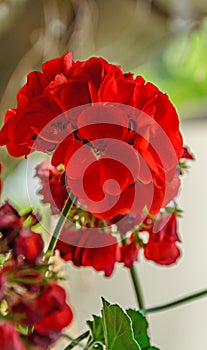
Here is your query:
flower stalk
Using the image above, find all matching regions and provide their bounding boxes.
[63,331,90,350]
[45,193,75,262]
[141,289,207,315]
[129,265,145,309]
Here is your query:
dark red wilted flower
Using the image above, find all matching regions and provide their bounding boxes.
[0,321,27,350]
[0,199,73,349]
[28,330,60,350]
[144,214,181,265]
[0,202,44,266]
[12,283,73,336]
[34,283,73,336]
[12,300,42,327]
[0,202,22,254]
[14,228,44,265]
[0,202,21,230]
[56,228,120,277]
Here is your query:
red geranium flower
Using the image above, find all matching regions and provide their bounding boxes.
[56,227,120,277]
[144,214,181,265]
[0,53,183,221]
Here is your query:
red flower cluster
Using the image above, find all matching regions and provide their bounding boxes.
[0,202,73,349]
[0,53,183,221]
[54,210,180,276]
[117,211,181,266]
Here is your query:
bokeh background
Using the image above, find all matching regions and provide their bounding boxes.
[0,1,207,349]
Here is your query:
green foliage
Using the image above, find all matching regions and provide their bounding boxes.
[87,315,105,349]
[102,298,141,350]
[134,20,207,117]
[86,299,159,350]
[126,309,150,349]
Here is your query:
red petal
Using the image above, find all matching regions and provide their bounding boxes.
[77,104,128,141]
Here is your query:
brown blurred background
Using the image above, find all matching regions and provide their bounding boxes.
[1,0,207,114]
[1,0,207,174]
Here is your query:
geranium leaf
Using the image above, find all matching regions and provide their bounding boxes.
[86,301,159,350]
[126,309,159,350]
[126,309,150,348]
[87,314,105,345]
[101,298,141,350]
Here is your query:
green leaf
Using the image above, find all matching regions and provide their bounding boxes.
[126,309,150,349]
[87,315,105,345]
[126,309,160,350]
[102,298,141,350]
[86,300,159,350]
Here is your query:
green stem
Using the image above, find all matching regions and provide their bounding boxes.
[120,234,145,310]
[141,289,207,315]
[129,265,145,309]
[45,194,75,262]
[63,331,90,350]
